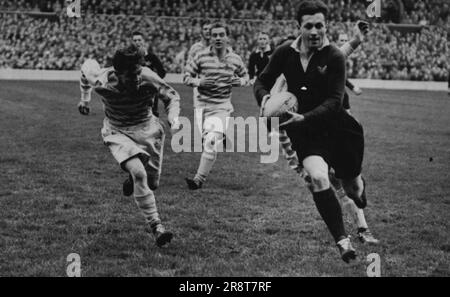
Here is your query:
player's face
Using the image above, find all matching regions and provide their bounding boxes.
[202,24,212,41]
[300,13,326,51]
[257,34,269,49]
[132,35,145,50]
[117,65,142,92]
[211,27,228,50]
[337,34,349,47]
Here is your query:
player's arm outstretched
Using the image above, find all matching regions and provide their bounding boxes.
[78,59,107,115]
[140,67,181,131]
[339,20,369,97]
[340,20,369,58]
[79,73,92,115]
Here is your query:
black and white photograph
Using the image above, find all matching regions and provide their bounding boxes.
[0,0,449,280]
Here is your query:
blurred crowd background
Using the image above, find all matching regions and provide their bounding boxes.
[0,0,448,81]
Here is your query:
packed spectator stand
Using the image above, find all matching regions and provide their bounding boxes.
[0,0,448,81]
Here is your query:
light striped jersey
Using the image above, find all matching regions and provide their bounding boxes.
[80,66,180,128]
[183,46,248,108]
[187,41,209,63]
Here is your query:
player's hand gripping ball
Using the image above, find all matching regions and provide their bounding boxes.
[261,91,299,123]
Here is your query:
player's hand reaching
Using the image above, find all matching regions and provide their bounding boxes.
[170,117,181,134]
[354,21,369,43]
[352,86,363,96]
[78,101,90,115]
[279,111,305,128]
[259,94,271,117]
[230,76,245,87]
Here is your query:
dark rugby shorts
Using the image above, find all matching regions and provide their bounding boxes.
[286,112,364,180]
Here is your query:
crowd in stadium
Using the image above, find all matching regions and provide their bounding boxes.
[1,0,449,25]
[0,0,448,81]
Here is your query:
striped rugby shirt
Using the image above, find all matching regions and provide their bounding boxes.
[183,46,249,110]
[187,41,209,63]
[80,66,180,128]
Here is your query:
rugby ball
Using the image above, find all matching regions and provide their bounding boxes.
[81,59,101,85]
[262,91,299,118]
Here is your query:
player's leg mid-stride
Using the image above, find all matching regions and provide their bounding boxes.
[170,110,281,190]
[78,44,181,247]
[124,156,173,247]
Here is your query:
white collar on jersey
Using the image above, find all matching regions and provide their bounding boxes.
[290,35,330,54]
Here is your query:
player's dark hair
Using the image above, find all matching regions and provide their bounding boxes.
[258,31,270,38]
[132,31,144,38]
[201,20,212,28]
[210,22,229,36]
[112,44,144,73]
[296,0,328,25]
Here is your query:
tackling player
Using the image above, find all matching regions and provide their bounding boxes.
[183,22,249,189]
[254,0,369,262]
[77,45,181,247]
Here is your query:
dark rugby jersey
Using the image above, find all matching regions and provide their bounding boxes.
[248,47,273,79]
[254,37,346,129]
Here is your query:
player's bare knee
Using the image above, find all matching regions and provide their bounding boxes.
[130,168,147,185]
[309,172,330,192]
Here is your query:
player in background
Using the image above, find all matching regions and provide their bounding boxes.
[77,45,181,247]
[248,32,273,85]
[336,32,363,101]
[187,21,212,107]
[183,22,249,190]
[188,21,212,62]
[265,21,379,246]
[132,31,166,117]
[329,30,379,244]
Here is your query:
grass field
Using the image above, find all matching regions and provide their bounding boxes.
[0,81,449,277]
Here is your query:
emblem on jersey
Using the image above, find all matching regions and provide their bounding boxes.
[317,65,328,75]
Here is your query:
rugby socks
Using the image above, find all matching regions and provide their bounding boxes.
[194,150,217,184]
[134,190,161,227]
[341,196,369,230]
[328,171,369,230]
[194,133,220,184]
[313,188,347,243]
[278,130,301,172]
[80,74,92,102]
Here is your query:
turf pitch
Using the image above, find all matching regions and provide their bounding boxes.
[0,81,449,276]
